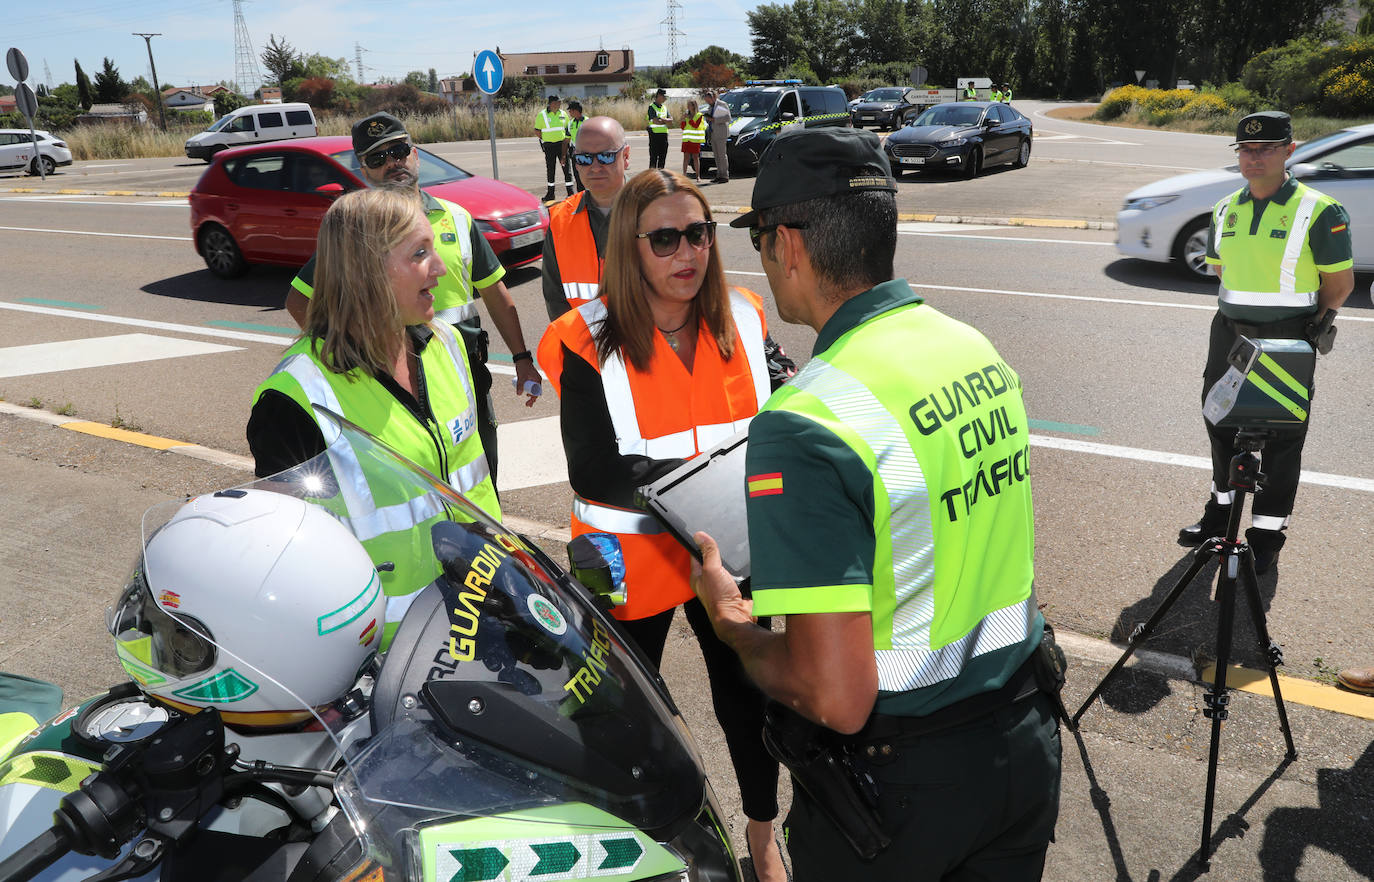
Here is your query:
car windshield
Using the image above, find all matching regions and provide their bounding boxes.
[1291,129,1361,164]
[206,116,232,133]
[721,89,780,118]
[330,146,473,186]
[865,89,905,101]
[914,105,984,127]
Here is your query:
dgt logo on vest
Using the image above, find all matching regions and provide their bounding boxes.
[448,411,477,444]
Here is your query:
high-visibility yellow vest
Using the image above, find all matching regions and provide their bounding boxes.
[538,108,568,143]
[255,322,499,644]
[682,114,706,144]
[647,102,668,134]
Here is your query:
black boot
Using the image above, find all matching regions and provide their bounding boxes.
[543,187,555,202]
[1178,500,1232,546]
[1244,527,1286,576]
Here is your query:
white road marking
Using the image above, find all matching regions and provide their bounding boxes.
[496,415,568,490]
[897,228,1115,247]
[0,225,190,241]
[0,302,293,345]
[0,196,187,207]
[0,333,240,379]
[81,164,132,169]
[898,222,998,233]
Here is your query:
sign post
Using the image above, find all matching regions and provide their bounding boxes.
[473,49,505,180]
[6,47,45,181]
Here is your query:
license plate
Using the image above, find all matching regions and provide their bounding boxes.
[860,115,874,121]
[900,156,925,165]
[510,230,543,249]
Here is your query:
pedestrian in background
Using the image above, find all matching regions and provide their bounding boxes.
[567,100,587,193]
[703,89,732,183]
[535,94,574,202]
[680,98,706,181]
[647,88,671,169]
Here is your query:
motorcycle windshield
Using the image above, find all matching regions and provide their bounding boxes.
[136,408,705,873]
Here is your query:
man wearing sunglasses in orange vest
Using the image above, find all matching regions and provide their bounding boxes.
[540,116,632,321]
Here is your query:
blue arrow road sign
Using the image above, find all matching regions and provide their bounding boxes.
[474,50,504,95]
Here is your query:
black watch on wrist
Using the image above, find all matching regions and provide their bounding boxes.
[512,350,533,363]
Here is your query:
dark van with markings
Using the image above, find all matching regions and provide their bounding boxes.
[701,80,851,174]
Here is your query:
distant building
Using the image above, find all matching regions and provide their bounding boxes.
[162,87,215,113]
[0,95,16,114]
[439,48,636,104]
[77,103,149,125]
[257,86,283,104]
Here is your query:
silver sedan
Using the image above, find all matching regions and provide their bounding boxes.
[1116,123,1374,280]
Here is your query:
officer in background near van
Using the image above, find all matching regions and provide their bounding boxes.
[567,100,587,193]
[535,95,574,202]
[964,81,977,100]
[1178,111,1353,574]
[695,126,1061,881]
[284,112,543,487]
[703,90,732,183]
[647,88,671,169]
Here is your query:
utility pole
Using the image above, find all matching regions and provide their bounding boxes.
[355,42,366,83]
[133,33,167,131]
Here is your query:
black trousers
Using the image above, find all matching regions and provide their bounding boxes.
[617,598,779,821]
[787,694,1061,881]
[1201,311,1310,525]
[648,132,669,169]
[542,141,571,190]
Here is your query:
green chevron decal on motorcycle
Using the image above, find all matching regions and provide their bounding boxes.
[171,668,259,703]
[419,803,683,882]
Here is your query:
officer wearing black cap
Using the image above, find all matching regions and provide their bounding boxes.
[282,112,544,486]
[1178,111,1354,573]
[694,127,1062,880]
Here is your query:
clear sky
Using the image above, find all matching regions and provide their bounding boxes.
[7,0,758,93]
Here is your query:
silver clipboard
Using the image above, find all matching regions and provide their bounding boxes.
[636,429,751,581]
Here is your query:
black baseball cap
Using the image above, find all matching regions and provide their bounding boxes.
[731,127,896,228]
[1232,111,1292,145]
[352,112,408,156]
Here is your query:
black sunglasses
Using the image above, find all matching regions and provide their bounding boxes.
[749,222,809,252]
[637,221,717,257]
[362,141,412,169]
[572,147,625,166]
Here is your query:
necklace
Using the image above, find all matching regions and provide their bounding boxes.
[657,316,692,352]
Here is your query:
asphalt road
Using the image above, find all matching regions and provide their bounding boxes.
[2,100,1373,880]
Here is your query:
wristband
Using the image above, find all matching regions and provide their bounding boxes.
[512,350,533,363]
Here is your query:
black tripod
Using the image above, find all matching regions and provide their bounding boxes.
[1072,431,1298,870]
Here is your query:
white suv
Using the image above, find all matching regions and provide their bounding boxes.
[0,129,74,176]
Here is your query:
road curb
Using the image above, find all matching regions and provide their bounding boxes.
[1,187,1117,231]
[6,399,1368,719]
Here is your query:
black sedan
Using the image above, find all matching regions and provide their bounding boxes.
[883,102,1032,179]
[850,87,923,130]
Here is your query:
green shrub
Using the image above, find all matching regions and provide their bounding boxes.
[1206,82,1263,114]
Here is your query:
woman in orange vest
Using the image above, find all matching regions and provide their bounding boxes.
[680,98,707,181]
[538,169,792,882]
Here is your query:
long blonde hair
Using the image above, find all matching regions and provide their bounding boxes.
[306,187,425,376]
[598,169,734,371]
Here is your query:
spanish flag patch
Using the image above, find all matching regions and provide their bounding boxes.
[748,472,784,497]
[1331,223,1347,234]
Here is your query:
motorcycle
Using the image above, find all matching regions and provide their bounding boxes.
[0,410,740,882]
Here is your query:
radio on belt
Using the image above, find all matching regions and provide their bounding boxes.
[636,430,751,582]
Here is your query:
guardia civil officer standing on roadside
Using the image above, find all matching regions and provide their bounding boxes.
[964,80,977,100]
[695,126,1061,881]
[647,88,671,169]
[535,94,574,202]
[284,112,543,487]
[1178,111,1354,574]
[566,100,587,193]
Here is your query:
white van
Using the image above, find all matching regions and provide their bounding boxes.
[184,102,318,161]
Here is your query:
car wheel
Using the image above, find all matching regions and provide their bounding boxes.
[963,146,982,179]
[1172,216,1212,281]
[199,224,248,279]
[28,155,56,176]
[1013,138,1031,168]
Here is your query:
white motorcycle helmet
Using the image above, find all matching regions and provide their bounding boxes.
[109,488,386,729]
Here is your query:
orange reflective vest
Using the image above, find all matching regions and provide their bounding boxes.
[549,191,604,312]
[539,288,771,620]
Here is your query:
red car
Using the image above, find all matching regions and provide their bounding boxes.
[189,136,548,279]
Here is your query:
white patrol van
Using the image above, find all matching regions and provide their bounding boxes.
[185,102,319,161]
[701,80,851,174]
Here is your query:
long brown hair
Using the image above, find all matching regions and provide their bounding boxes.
[597,168,734,371]
[305,187,425,376]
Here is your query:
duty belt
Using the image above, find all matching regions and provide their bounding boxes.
[1221,314,1311,339]
[854,648,1040,743]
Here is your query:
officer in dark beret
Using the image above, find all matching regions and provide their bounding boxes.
[1178,111,1354,573]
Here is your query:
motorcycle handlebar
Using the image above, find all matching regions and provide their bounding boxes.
[0,826,72,882]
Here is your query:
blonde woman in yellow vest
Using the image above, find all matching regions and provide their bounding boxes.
[249,187,498,643]
[680,99,707,181]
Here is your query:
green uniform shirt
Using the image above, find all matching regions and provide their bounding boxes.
[537,108,569,143]
[747,280,1041,717]
[1205,175,1352,323]
[292,191,505,330]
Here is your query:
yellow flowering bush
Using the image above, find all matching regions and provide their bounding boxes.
[1179,92,1231,119]
[1095,84,1147,120]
